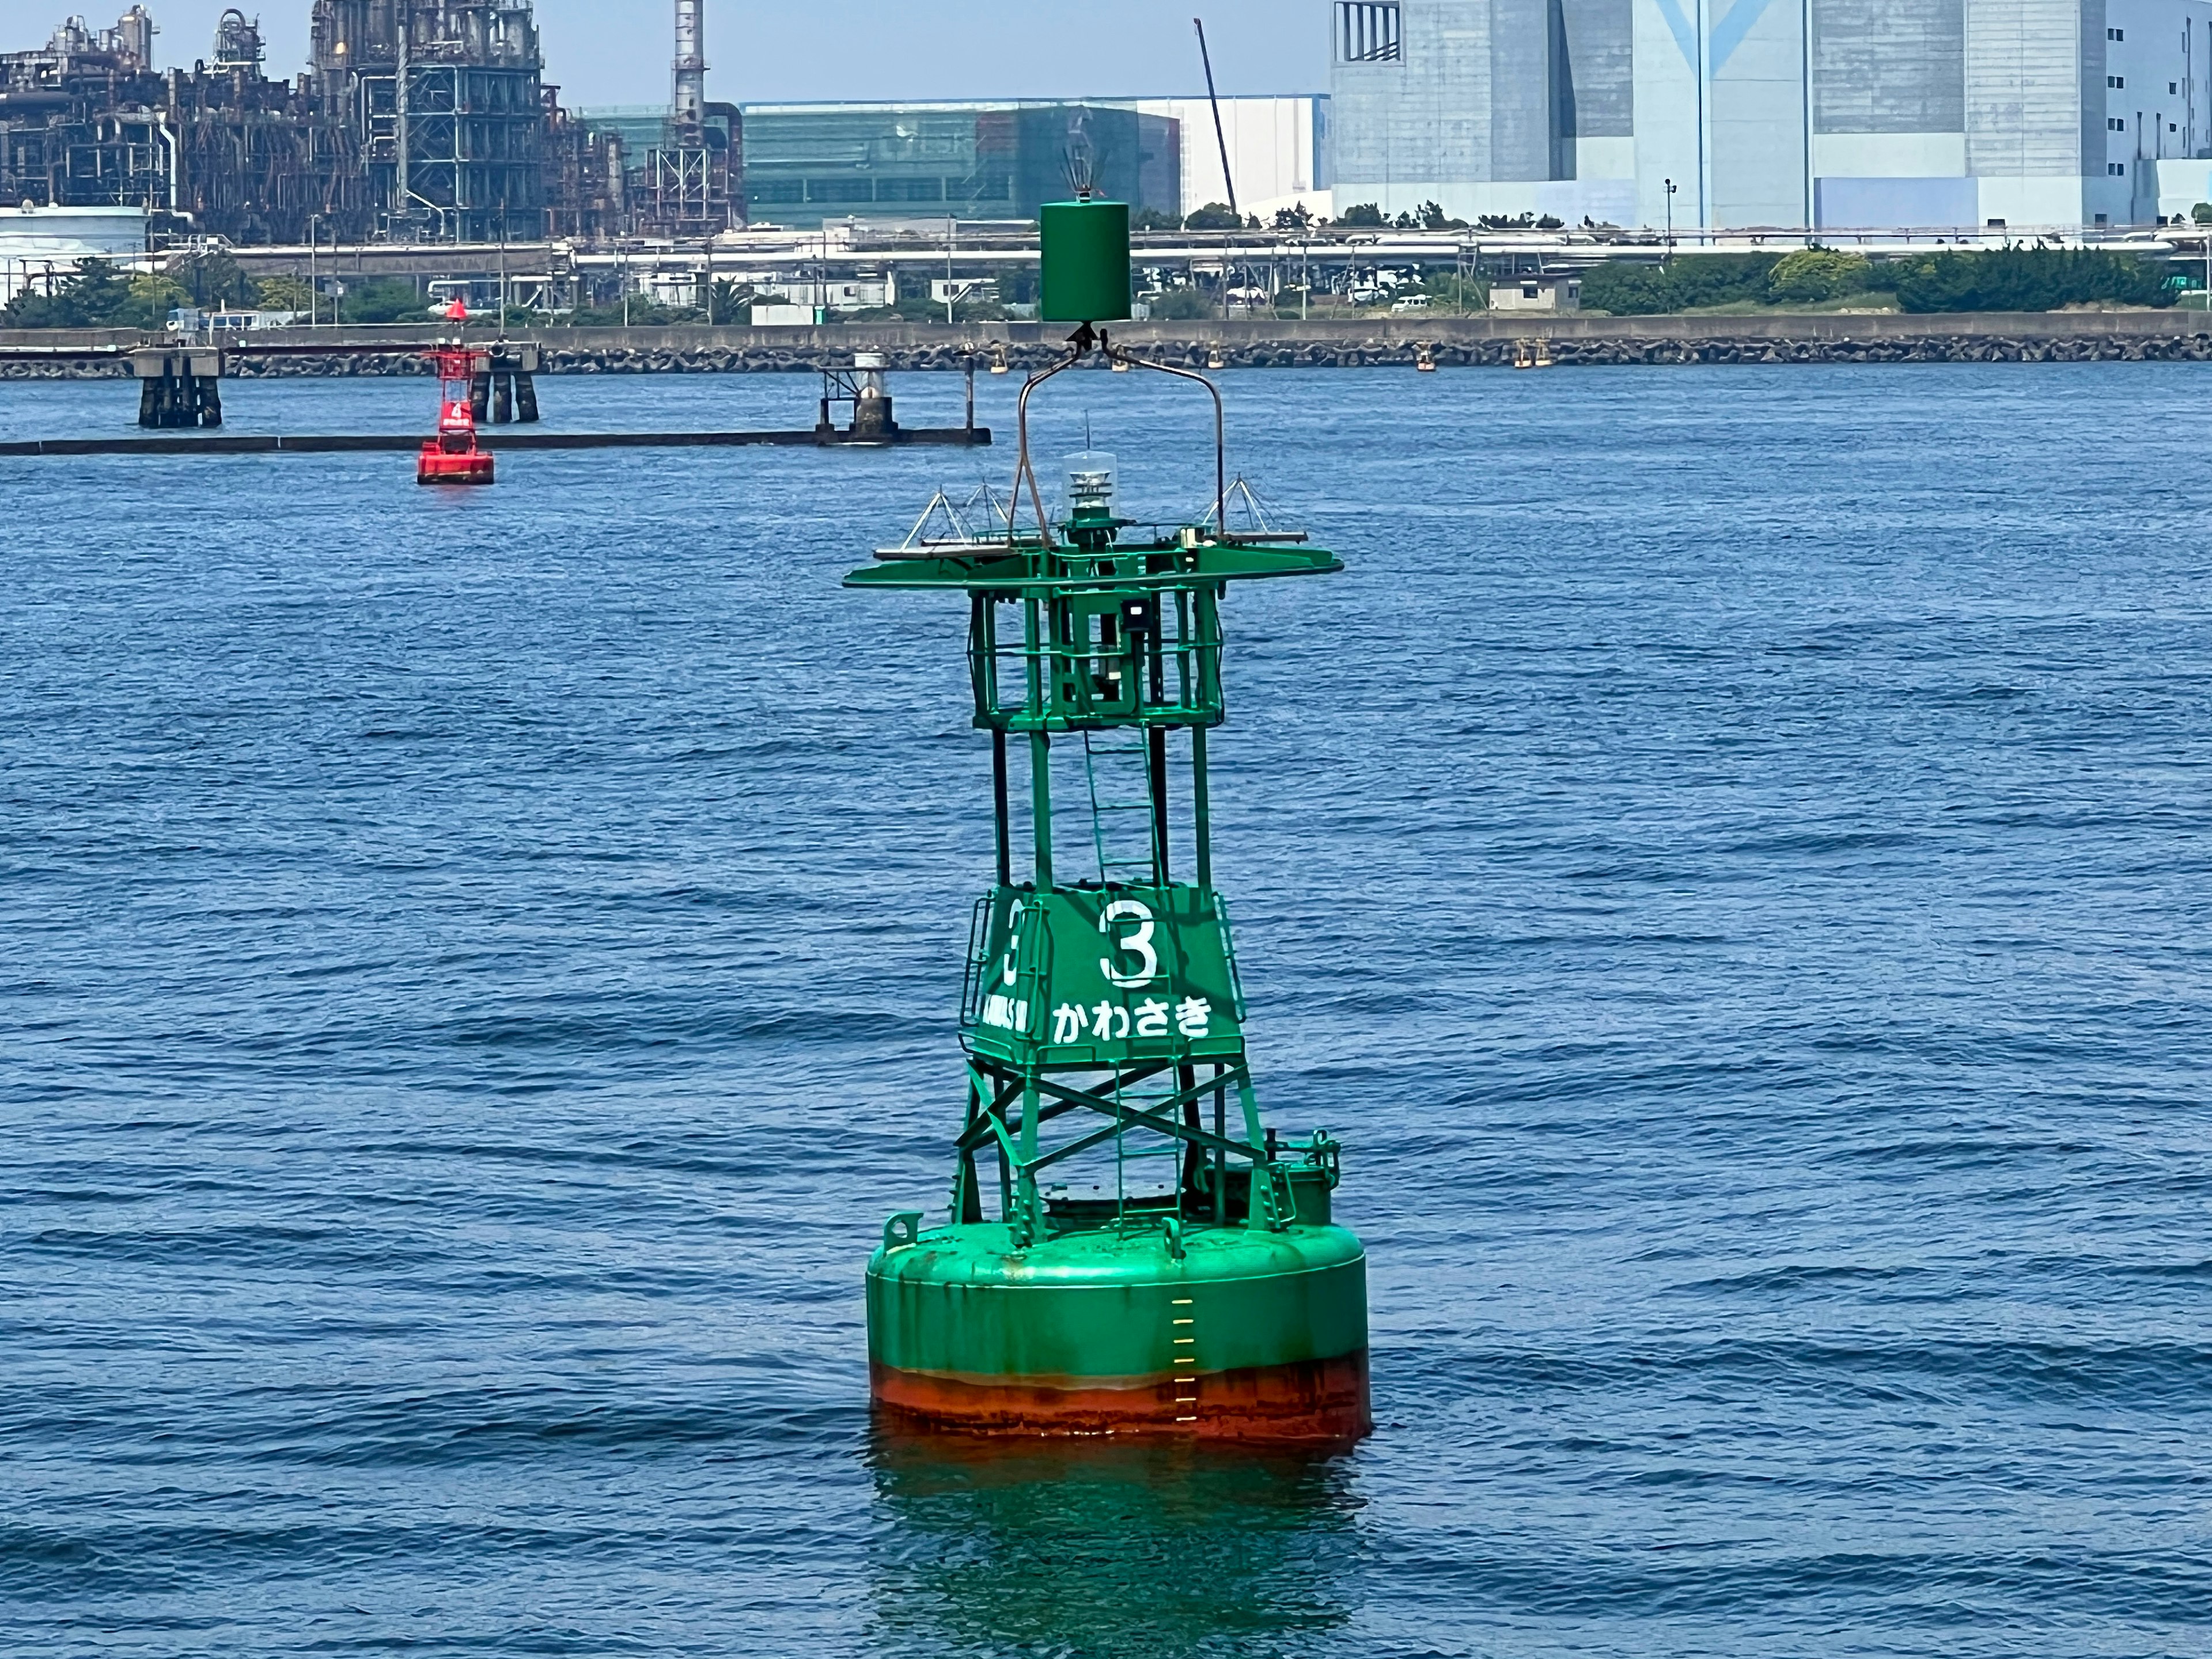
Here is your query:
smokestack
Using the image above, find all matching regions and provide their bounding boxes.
[673,0,704,132]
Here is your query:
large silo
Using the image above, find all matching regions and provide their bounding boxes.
[1965,0,2107,224]
[1810,0,1973,228]
[1329,0,1637,219]
[1557,0,1634,181]
[1815,0,1967,139]
[1631,0,1810,229]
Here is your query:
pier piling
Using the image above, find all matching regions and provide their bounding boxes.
[130,349,225,429]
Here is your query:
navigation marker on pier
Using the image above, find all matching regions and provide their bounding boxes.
[850,193,1371,1441]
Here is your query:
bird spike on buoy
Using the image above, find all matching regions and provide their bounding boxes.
[416,306,494,486]
[847,194,1370,1442]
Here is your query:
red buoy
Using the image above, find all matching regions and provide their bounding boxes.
[417,305,494,486]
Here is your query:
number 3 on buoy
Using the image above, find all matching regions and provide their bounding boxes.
[1098,899,1160,988]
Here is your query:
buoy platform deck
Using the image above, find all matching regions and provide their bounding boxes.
[0,426,992,458]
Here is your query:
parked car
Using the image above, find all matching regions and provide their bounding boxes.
[1389,294,1434,313]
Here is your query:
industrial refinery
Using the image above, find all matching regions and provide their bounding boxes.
[10,0,2212,324]
[0,2,732,245]
[16,1,2212,257]
[0,2,1326,249]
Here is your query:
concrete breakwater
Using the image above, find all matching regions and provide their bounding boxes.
[6,312,2211,376]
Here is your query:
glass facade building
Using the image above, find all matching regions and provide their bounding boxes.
[734,101,1181,225]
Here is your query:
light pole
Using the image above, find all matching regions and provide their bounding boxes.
[1664,178,1678,263]
[307,213,320,327]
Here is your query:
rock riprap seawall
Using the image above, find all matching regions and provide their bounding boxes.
[6,313,2211,376]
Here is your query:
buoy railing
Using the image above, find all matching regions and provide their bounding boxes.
[967,589,1224,732]
[1007,340,1228,551]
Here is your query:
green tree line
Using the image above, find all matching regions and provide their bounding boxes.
[8,245,2184,331]
[1580,246,2176,315]
[0,256,449,328]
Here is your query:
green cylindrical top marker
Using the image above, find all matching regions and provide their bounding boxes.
[1039,198,1132,324]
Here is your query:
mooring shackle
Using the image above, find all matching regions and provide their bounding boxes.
[1255,1164,1294,1232]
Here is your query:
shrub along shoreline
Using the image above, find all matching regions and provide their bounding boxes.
[1580,245,2179,316]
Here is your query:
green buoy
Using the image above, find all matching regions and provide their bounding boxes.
[849,204,1369,1442]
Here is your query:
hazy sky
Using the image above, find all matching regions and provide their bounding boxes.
[24,2,1327,105]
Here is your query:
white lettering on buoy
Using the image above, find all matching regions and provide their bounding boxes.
[1098,898,1159,987]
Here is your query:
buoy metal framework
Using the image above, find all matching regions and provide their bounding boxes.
[416,302,495,486]
[850,194,1371,1442]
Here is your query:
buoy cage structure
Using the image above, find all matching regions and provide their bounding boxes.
[849,194,1370,1444]
[416,339,495,486]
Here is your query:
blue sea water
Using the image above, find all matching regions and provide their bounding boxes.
[2,362,2209,1658]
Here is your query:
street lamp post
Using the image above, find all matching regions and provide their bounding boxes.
[306,214,319,327]
[1664,178,1679,263]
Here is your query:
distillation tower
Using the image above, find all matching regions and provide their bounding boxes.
[635,0,737,237]
[309,0,547,239]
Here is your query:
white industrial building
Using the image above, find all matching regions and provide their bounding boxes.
[0,203,149,307]
[1132,97,1333,219]
[1330,0,2212,231]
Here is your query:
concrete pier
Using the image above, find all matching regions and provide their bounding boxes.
[130,347,225,427]
[0,426,993,459]
[467,344,541,425]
